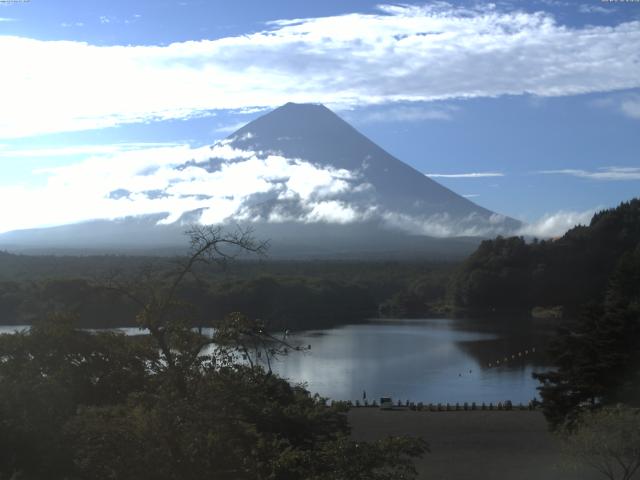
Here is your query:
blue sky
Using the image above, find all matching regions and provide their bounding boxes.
[0,0,639,236]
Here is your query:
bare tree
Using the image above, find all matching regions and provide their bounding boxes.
[104,224,304,390]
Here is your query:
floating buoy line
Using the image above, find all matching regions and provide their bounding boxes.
[487,347,536,368]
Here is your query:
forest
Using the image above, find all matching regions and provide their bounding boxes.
[449,199,640,317]
[0,251,454,330]
[2,200,640,330]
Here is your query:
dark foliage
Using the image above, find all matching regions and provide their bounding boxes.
[0,255,456,329]
[0,227,428,479]
[450,199,640,315]
[533,246,640,429]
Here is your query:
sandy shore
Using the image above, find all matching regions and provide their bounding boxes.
[348,409,599,480]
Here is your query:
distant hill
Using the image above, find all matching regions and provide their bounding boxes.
[449,198,640,315]
[0,103,519,259]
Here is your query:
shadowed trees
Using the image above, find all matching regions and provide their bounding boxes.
[534,246,640,429]
[0,225,428,480]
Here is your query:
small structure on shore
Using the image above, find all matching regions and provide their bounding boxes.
[380,397,393,410]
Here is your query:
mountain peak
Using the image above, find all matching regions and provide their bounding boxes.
[225,104,520,233]
[278,101,330,111]
[231,102,343,141]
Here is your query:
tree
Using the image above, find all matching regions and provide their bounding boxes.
[533,246,640,429]
[561,406,640,480]
[0,225,429,479]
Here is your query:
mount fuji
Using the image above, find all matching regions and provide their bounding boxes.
[0,103,521,258]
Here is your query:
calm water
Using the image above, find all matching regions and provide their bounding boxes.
[0,318,555,404]
[268,318,554,404]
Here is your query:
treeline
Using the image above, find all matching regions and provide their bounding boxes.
[0,254,457,329]
[449,199,640,316]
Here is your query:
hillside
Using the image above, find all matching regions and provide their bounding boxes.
[449,198,640,316]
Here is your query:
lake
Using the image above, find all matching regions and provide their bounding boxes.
[266,318,554,404]
[0,318,555,404]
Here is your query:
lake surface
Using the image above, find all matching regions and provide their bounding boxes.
[266,318,554,404]
[0,318,555,404]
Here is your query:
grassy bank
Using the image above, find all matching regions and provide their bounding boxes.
[348,409,599,480]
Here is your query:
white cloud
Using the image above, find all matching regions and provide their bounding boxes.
[214,122,248,134]
[306,201,361,224]
[517,208,596,237]
[355,105,458,123]
[0,18,16,22]
[540,167,640,180]
[426,172,504,178]
[620,95,640,119]
[463,193,480,198]
[1,3,639,137]
[0,142,184,158]
[592,93,640,119]
[0,143,371,234]
[578,4,616,14]
[381,210,511,237]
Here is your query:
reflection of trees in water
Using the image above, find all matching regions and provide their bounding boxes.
[456,334,552,371]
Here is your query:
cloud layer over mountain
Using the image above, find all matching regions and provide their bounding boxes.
[0,136,517,238]
[1,3,639,137]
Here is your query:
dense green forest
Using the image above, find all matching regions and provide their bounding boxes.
[0,250,455,330]
[450,199,640,317]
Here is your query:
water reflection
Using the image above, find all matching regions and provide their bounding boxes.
[269,318,554,403]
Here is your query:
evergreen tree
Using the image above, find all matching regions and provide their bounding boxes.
[534,246,640,429]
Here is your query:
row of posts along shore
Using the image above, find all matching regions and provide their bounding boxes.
[328,399,539,411]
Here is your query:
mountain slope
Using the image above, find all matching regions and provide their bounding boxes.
[0,103,520,257]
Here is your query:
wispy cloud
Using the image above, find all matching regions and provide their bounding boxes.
[620,95,640,119]
[426,172,504,178]
[0,18,16,23]
[578,4,616,14]
[592,93,640,120]
[214,122,248,134]
[1,3,639,138]
[60,22,85,28]
[355,105,458,123]
[518,208,597,237]
[540,167,640,180]
[0,142,184,158]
